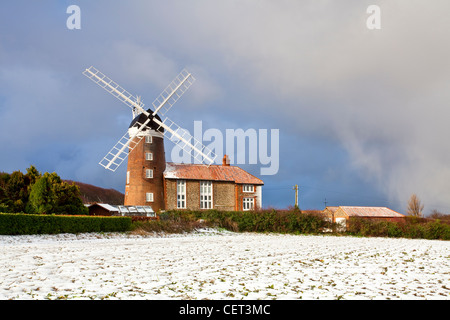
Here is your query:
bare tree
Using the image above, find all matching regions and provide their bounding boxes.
[429,209,450,221]
[407,194,424,217]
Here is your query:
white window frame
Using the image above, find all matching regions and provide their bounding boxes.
[146,169,153,179]
[145,135,152,144]
[126,171,130,184]
[146,192,154,202]
[177,180,186,209]
[145,152,153,161]
[243,184,254,192]
[200,181,213,209]
[243,197,254,211]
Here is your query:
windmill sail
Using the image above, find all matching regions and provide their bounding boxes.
[151,69,195,116]
[154,116,217,165]
[99,131,143,172]
[98,119,151,171]
[83,66,146,115]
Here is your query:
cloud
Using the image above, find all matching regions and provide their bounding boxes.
[1,1,450,212]
[164,0,450,212]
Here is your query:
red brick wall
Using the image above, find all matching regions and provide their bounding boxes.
[164,179,235,211]
[236,184,259,211]
[124,132,166,211]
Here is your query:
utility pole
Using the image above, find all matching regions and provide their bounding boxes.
[293,185,299,208]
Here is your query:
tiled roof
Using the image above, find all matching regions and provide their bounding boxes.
[338,206,405,218]
[164,163,264,185]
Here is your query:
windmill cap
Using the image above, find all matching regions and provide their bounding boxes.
[129,109,164,132]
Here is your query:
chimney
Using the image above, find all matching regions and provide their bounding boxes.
[222,154,230,166]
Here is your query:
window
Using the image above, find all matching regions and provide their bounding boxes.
[126,171,130,184]
[200,181,212,209]
[146,169,153,178]
[243,185,254,192]
[145,135,152,144]
[243,198,254,211]
[177,180,186,209]
[146,192,154,202]
[145,152,153,161]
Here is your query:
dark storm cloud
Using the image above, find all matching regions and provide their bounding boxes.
[1,0,449,212]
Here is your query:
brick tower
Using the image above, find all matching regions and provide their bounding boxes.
[124,110,166,211]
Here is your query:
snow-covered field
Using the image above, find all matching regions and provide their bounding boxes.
[0,230,448,300]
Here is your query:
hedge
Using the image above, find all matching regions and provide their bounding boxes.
[347,217,450,240]
[0,213,132,235]
[157,209,331,234]
[154,210,450,240]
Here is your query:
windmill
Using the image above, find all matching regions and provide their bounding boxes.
[83,66,217,210]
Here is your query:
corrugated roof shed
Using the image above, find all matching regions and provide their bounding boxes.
[164,163,263,185]
[91,203,119,212]
[339,206,404,218]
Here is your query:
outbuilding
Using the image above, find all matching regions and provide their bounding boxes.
[323,206,406,231]
[87,203,119,216]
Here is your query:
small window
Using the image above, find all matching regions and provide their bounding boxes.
[145,135,152,144]
[177,180,186,209]
[145,152,153,161]
[243,185,254,192]
[243,198,254,211]
[146,192,154,202]
[126,171,130,184]
[146,169,153,178]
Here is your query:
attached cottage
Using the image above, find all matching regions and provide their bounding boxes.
[163,156,264,211]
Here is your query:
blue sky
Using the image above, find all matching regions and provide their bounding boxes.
[1,1,450,214]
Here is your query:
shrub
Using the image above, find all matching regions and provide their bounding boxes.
[386,222,403,238]
[423,219,450,240]
[131,211,210,234]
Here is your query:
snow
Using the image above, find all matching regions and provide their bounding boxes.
[0,230,448,300]
[163,163,179,179]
